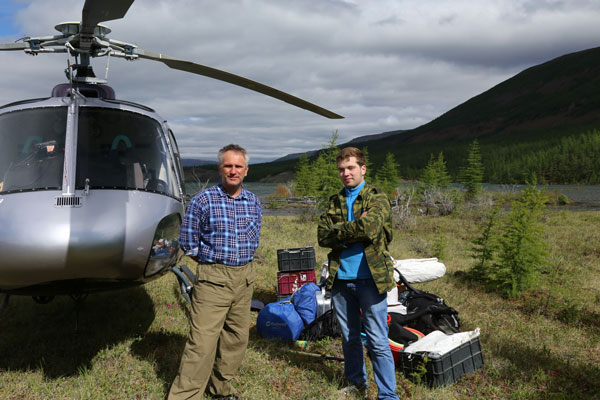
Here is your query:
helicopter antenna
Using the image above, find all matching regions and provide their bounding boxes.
[104,50,112,82]
[65,43,75,86]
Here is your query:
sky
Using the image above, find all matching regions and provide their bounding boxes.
[1,0,600,163]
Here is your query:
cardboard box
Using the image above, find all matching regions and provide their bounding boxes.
[398,335,484,387]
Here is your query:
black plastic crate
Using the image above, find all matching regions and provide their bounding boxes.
[398,335,484,387]
[277,247,316,272]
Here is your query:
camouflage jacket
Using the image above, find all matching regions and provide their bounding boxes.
[317,183,395,294]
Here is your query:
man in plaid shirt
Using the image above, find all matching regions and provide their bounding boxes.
[169,144,262,400]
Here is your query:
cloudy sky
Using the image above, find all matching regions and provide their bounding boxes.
[1,0,600,163]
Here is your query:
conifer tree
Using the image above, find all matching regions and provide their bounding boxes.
[461,140,484,198]
[294,153,315,196]
[311,131,340,207]
[495,176,548,297]
[469,206,501,281]
[362,146,373,183]
[376,152,400,198]
[421,152,451,189]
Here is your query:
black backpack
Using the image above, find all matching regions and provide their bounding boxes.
[298,308,341,341]
[392,269,460,335]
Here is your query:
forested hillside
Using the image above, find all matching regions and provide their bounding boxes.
[188,47,600,184]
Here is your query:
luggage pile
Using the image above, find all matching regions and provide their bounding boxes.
[389,258,483,387]
[257,252,484,387]
[257,282,340,342]
[258,247,340,342]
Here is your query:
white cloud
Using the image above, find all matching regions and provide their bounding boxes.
[1,0,599,162]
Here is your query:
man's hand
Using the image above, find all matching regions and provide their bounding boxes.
[360,211,368,218]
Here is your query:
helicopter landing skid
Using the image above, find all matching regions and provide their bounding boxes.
[0,293,9,312]
[69,293,89,333]
[171,265,195,304]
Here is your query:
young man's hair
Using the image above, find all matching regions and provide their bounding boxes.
[336,147,365,166]
[218,144,249,166]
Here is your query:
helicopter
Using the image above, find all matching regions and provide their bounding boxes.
[0,0,342,307]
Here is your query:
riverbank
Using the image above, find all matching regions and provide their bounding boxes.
[185,182,600,211]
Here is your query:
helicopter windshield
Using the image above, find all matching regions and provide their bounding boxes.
[76,108,179,198]
[0,108,67,194]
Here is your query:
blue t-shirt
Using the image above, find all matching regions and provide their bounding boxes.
[336,181,373,280]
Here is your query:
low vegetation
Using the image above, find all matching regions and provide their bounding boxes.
[1,190,599,399]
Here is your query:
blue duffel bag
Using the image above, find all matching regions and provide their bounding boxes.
[257,298,304,342]
[292,282,320,325]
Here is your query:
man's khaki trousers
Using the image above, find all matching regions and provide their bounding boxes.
[168,262,255,400]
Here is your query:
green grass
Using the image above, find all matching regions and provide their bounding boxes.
[1,203,599,399]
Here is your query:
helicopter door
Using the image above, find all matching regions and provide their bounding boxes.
[76,108,180,199]
[0,108,67,194]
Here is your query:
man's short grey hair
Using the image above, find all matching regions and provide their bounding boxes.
[217,144,249,166]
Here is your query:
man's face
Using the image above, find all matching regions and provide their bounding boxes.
[219,150,248,191]
[337,156,366,189]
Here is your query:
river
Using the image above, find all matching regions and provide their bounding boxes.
[184,182,600,212]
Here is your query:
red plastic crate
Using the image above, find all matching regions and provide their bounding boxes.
[277,270,316,295]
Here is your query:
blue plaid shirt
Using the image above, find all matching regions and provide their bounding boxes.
[179,184,262,266]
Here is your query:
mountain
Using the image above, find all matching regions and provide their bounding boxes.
[194,46,600,184]
[347,129,406,144]
[353,46,600,182]
[391,46,600,145]
[273,150,319,162]
[272,130,406,162]
[181,158,216,167]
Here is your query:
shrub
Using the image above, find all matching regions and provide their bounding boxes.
[467,178,549,298]
[557,193,569,205]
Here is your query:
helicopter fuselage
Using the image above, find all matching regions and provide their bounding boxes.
[0,85,185,295]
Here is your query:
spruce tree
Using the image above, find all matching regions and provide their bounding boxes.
[421,151,451,189]
[495,177,548,297]
[362,146,373,183]
[312,131,340,207]
[469,206,501,281]
[376,152,400,198]
[461,140,484,199]
[294,153,315,196]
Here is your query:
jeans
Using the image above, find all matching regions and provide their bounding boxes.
[332,279,399,400]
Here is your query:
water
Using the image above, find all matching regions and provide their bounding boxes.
[185,182,600,211]
[483,184,600,207]
[184,181,279,199]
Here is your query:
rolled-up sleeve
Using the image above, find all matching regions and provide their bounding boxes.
[178,196,204,257]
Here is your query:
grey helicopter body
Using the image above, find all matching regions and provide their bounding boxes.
[0,84,184,296]
[0,0,341,300]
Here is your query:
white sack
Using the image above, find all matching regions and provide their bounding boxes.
[387,285,399,305]
[387,304,407,314]
[403,328,480,356]
[393,257,446,283]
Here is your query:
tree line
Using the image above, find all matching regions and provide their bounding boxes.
[293,132,484,202]
[484,130,600,184]
[389,129,600,185]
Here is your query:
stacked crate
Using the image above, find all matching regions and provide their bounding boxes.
[276,246,316,300]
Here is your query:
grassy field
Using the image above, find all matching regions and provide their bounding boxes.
[1,202,599,399]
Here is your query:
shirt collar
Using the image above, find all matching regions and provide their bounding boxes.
[217,183,248,199]
[344,180,366,197]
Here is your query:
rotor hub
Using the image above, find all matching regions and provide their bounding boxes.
[55,22,111,37]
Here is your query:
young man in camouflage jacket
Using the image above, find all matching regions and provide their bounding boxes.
[318,147,399,400]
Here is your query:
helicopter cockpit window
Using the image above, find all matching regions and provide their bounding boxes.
[0,108,66,194]
[76,108,179,198]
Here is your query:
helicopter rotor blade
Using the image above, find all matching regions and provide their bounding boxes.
[134,48,343,119]
[0,42,29,51]
[81,0,135,35]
